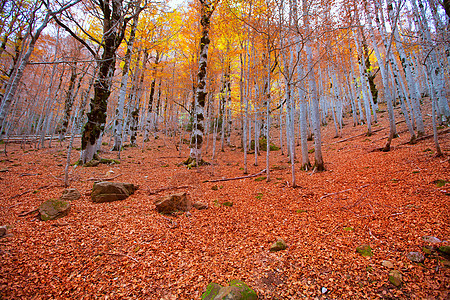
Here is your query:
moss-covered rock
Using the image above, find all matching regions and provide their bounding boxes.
[201,283,222,300]
[222,201,233,207]
[438,246,450,255]
[202,280,257,300]
[270,239,287,252]
[356,244,373,257]
[388,270,402,287]
[39,199,71,221]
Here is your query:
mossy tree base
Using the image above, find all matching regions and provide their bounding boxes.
[78,157,120,167]
[183,157,210,169]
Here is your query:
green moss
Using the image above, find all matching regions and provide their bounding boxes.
[99,158,120,165]
[229,280,257,299]
[438,245,450,255]
[344,227,354,231]
[356,244,373,257]
[222,201,233,207]
[270,239,287,252]
[201,283,222,300]
[308,148,315,153]
[255,193,263,200]
[296,209,307,213]
[388,270,402,287]
[254,176,266,182]
[432,179,448,188]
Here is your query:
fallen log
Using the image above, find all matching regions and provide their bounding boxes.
[203,169,266,183]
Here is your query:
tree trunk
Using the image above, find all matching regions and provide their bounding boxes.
[112,7,140,151]
[188,0,216,163]
[81,0,131,163]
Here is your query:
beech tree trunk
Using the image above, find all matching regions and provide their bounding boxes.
[112,4,140,151]
[188,0,216,163]
[81,0,134,164]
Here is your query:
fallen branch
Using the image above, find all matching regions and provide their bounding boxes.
[10,184,56,200]
[51,222,70,227]
[18,208,38,217]
[203,169,266,183]
[390,212,404,216]
[318,184,369,202]
[401,128,450,145]
[20,173,40,177]
[148,185,193,195]
[85,174,122,182]
[333,121,406,144]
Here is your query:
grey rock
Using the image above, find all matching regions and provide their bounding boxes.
[60,188,81,201]
[39,199,71,221]
[407,251,425,263]
[91,182,137,203]
[422,236,442,244]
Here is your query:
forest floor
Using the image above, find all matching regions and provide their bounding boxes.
[0,105,449,299]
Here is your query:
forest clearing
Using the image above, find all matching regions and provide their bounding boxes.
[0,102,449,299]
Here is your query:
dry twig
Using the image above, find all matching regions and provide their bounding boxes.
[318,184,369,202]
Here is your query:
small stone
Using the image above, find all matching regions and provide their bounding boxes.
[438,246,450,255]
[422,236,442,243]
[407,251,425,263]
[389,270,402,287]
[60,188,81,201]
[270,239,287,252]
[193,202,208,210]
[382,260,394,269]
[321,287,328,294]
[356,244,373,257]
[0,226,7,237]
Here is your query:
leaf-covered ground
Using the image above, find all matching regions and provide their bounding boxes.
[1,107,449,299]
